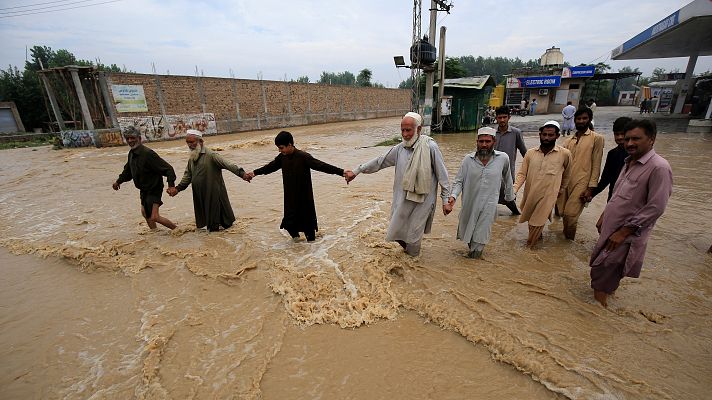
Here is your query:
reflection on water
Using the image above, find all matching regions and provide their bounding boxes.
[1,109,711,399]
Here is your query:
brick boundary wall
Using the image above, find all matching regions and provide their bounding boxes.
[106,72,411,134]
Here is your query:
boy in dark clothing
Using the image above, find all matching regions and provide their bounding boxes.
[245,131,349,242]
[112,127,177,230]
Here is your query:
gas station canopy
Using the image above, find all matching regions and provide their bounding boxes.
[611,0,712,60]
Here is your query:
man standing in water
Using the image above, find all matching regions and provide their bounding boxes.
[449,127,514,258]
[113,127,177,230]
[556,108,604,240]
[494,106,526,215]
[345,112,451,256]
[591,117,632,202]
[561,101,576,136]
[245,131,348,242]
[514,121,571,248]
[590,119,672,307]
[167,130,250,232]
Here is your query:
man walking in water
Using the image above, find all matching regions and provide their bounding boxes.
[557,108,604,240]
[590,119,672,307]
[168,130,250,232]
[449,127,514,258]
[112,127,177,230]
[494,106,526,215]
[345,112,451,256]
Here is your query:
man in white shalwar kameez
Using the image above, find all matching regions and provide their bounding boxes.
[561,101,576,136]
[345,112,452,256]
[449,127,514,258]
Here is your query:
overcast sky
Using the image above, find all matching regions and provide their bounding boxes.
[1,0,710,87]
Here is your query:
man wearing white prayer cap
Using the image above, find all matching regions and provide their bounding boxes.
[513,120,572,247]
[448,126,514,258]
[167,129,251,231]
[344,112,452,256]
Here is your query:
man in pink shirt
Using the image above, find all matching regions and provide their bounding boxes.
[589,119,673,307]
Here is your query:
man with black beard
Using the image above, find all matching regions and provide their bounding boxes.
[556,108,604,240]
[449,127,514,258]
[591,116,632,202]
[513,121,572,247]
[113,126,177,230]
[167,130,250,231]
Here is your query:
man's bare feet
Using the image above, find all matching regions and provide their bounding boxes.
[594,290,608,307]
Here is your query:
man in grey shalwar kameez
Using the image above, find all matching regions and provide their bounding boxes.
[449,127,514,258]
[345,112,451,256]
[167,130,250,231]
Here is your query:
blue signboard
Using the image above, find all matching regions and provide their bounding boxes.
[620,11,679,53]
[518,76,561,88]
[569,66,595,77]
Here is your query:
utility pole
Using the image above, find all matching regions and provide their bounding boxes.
[422,0,452,133]
[422,1,438,132]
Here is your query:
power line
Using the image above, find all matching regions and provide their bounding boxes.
[0,0,122,18]
[0,0,91,11]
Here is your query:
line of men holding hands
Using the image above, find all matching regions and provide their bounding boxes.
[113,106,672,307]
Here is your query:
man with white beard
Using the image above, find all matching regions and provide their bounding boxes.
[113,126,178,230]
[345,112,452,256]
[167,130,250,231]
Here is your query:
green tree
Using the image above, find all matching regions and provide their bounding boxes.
[291,76,310,83]
[318,71,356,85]
[356,68,373,87]
[1,45,127,131]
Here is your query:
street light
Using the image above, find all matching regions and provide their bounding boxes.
[394,56,409,68]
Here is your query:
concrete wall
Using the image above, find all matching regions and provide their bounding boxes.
[105,73,410,138]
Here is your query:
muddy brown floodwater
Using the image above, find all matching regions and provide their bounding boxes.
[1,107,711,399]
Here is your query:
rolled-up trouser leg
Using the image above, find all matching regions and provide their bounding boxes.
[527,225,545,246]
[590,259,625,294]
[405,240,422,256]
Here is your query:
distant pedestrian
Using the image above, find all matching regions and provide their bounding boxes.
[530,98,538,116]
[590,119,672,307]
[639,98,648,114]
[561,101,576,136]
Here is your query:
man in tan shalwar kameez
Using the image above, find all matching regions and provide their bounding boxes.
[514,121,572,247]
[556,108,604,240]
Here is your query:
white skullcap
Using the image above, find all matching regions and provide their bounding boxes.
[402,112,423,127]
[186,129,203,138]
[540,120,561,131]
[477,126,497,137]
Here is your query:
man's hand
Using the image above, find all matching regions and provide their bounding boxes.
[596,213,604,234]
[580,187,593,203]
[166,187,178,197]
[243,171,255,182]
[605,226,636,252]
[442,203,453,215]
[344,170,356,184]
[112,181,120,191]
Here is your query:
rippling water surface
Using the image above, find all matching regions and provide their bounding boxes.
[1,107,710,399]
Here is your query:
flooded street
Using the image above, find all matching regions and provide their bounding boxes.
[1,107,711,399]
